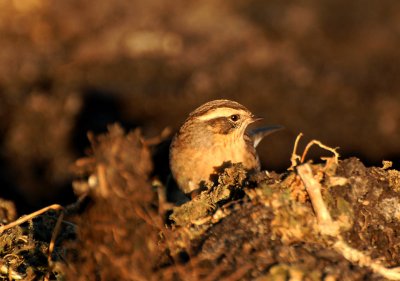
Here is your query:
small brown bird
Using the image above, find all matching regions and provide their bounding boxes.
[169,99,282,196]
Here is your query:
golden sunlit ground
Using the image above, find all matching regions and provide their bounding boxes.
[0,1,400,280]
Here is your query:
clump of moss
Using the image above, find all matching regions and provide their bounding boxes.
[0,209,75,280]
[170,163,248,226]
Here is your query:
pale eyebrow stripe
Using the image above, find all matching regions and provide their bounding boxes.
[196,108,247,121]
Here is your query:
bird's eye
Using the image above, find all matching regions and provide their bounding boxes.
[230,114,240,122]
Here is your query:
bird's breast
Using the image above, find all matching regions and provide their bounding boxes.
[170,134,260,194]
[198,137,259,172]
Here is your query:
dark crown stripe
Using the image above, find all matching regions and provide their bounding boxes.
[189,99,249,118]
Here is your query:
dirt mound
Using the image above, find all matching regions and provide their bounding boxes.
[2,126,400,280]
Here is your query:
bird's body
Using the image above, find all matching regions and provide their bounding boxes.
[170,99,281,195]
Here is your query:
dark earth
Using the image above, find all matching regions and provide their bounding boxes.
[1,0,400,280]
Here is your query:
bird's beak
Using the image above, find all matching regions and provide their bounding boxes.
[250,116,264,123]
[250,125,284,147]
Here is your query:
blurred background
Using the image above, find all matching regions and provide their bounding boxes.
[0,0,399,212]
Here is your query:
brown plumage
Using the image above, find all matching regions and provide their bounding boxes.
[169,99,281,196]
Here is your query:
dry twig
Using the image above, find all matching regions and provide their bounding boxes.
[48,212,65,262]
[289,133,303,170]
[298,161,400,280]
[288,133,339,171]
[0,204,64,234]
[297,164,337,235]
[301,140,339,164]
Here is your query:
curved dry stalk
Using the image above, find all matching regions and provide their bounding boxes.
[301,140,339,164]
[289,133,340,171]
[288,133,303,170]
[48,212,65,262]
[0,204,64,234]
[298,163,400,280]
[297,164,336,234]
[333,240,400,280]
